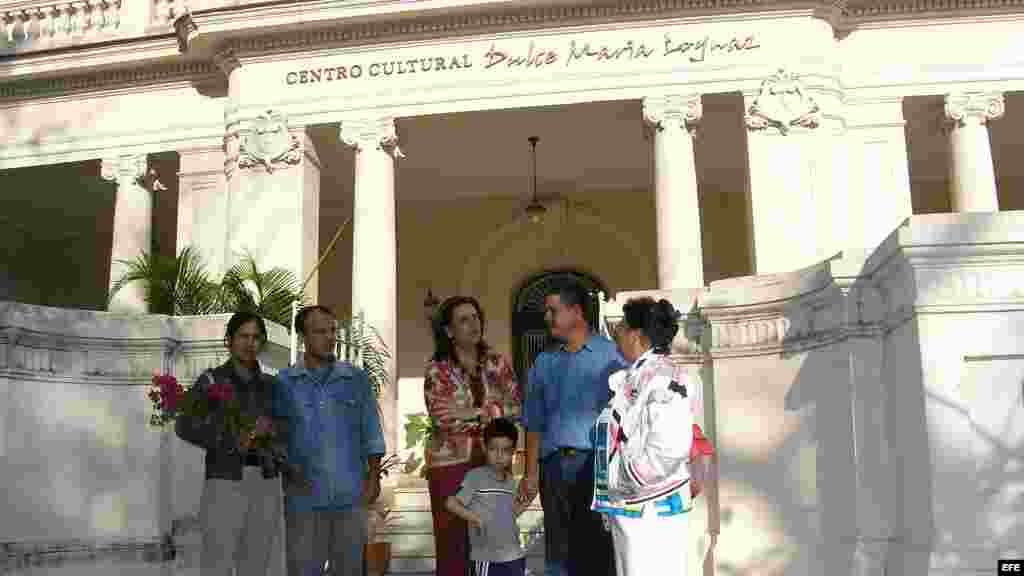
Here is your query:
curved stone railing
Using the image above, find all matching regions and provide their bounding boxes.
[598,212,1024,576]
[0,302,289,573]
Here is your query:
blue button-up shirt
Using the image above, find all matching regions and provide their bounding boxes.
[273,358,386,512]
[522,333,626,459]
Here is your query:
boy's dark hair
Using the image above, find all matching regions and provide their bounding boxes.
[226,311,268,341]
[483,417,519,447]
[295,304,335,336]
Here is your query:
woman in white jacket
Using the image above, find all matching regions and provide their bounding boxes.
[592,297,695,576]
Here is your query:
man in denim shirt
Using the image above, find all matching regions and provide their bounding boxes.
[274,305,386,576]
[518,280,625,576]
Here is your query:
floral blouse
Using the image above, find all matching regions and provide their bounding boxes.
[423,351,520,469]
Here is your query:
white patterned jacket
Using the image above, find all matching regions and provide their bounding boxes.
[598,348,695,509]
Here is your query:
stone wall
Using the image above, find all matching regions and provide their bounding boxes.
[598,211,1024,576]
[0,305,290,574]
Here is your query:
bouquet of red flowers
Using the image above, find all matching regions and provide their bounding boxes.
[147,371,301,483]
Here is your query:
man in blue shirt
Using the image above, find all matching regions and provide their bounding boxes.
[518,280,624,576]
[273,305,386,576]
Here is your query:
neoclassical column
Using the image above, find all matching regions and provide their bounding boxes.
[643,94,705,290]
[340,116,401,450]
[944,92,1004,212]
[101,154,151,313]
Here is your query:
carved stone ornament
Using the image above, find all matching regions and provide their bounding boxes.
[237,110,303,174]
[642,94,702,134]
[100,155,147,186]
[944,92,1005,127]
[173,10,198,54]
[745,69,821,135]
[339,117,405,158]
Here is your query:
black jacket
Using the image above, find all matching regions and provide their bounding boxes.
[174,360,287,481]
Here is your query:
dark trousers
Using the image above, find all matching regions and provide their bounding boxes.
[539,450,614,576]
[427,462,475,576]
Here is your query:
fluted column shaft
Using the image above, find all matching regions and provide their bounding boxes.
[644,94,704,289]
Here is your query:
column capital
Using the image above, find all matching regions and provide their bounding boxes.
[944,92,1005,127]
[339,117,405,158]
[642,94,702,132]
[101,154,147,185]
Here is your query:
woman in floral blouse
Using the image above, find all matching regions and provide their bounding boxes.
[424,295,520,576]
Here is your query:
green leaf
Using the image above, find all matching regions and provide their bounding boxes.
[108,246,224,315]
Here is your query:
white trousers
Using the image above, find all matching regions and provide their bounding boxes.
[609,506,688,576]
[199,467,283,576]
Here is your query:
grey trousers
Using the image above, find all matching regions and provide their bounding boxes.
[199,467,283,576]
[285,506,367,576]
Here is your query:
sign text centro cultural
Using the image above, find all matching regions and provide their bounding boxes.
[284,33,760,85]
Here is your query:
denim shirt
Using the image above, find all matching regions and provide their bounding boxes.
[522,333,626,459]
[273,357,386,512]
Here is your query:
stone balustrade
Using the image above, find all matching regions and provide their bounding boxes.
[2,0,122,47]
[0,0,196,51]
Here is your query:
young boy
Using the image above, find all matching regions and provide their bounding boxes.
[446,417,527,576]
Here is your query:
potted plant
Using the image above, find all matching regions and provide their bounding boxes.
[365,504,401,576]
[365,454,404,576]
[403,412,435,479]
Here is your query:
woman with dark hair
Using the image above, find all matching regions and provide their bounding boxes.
[591,297,703,576]
[424,295,520,576]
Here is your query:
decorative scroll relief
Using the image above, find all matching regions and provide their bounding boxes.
[709,315,792,349]
[745,69,821,135]
[0,333,165,379]
[237,110,303,174]
[642,94,702,133]
[100,154,147,186]
[706,287,853,351]
[339,116,405,158]
[944,92,1005,127]
[1,0,121,47]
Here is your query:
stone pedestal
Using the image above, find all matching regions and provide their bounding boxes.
[643,94,705,290]
[842,98,914,255]
[224,111,321,303]
[944,92,1004,213]
[102,154,151,313]
[743,70,845,276]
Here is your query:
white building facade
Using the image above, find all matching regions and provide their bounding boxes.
[1,1,1024,574]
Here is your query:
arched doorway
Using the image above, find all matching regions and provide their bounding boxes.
[511,269,608,380]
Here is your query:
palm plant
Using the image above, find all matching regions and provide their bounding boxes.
[220,250,305,327]
[336,313,391,397]
[108,246,222,315]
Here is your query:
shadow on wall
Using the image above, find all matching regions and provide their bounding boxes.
[0,160,116,310]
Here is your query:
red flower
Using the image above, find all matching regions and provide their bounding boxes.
[254,416,273,437]
[150,373,183,413]
[207,381,234,402]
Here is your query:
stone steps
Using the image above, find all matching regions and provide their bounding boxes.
[381,480,546,576]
